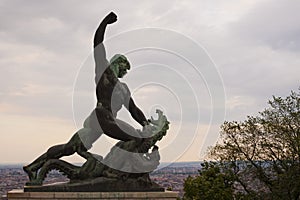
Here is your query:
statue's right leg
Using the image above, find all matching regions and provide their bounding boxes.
[23,133,80,183]
[23,144,70,184]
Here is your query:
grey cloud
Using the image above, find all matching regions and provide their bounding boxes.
[231,0,300,51]
[0,0,186,122]
[1,1,299,162]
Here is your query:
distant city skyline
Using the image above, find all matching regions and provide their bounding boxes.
[0,0,299,164]
[0,161,200,197]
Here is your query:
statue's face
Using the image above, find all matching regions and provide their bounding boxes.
[110,55,130,78]
[117,62,130,78]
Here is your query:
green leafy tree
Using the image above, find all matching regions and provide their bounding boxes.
[183,161,234,200]
[209,89,300,199]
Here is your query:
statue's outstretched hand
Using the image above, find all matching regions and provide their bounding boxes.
[104,12,117,24]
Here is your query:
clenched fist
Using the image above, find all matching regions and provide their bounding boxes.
[104,12,117,24]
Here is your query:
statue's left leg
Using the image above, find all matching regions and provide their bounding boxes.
[95,107,142,142]
[23,133,82,184]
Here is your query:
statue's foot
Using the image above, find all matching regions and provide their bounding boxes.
[23,165,37,181]
[103,170,118,178]
[25,179,42,186]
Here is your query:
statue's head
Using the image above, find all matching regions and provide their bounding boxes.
[109,54,130,78]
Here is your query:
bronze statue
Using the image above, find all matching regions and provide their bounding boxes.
[23,12,169,192]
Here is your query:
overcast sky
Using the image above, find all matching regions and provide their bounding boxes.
[0,0,299,164]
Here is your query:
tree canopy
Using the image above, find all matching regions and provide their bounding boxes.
[184,89,300,199]
[183,161,234,200]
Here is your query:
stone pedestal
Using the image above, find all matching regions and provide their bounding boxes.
[7,190,178,200]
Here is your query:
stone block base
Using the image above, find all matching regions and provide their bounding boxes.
[7,190,178,200]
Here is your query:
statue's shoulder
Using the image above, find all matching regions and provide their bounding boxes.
[119,81,130,94]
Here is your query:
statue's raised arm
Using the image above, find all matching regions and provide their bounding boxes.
[94,12,117,84]
[94,12,117,47]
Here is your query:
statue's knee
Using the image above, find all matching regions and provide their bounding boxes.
[46,146,62,157]
[46,144,74,158]
[63,144,76,156]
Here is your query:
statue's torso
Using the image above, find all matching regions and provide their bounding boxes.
[96,68,130,117]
